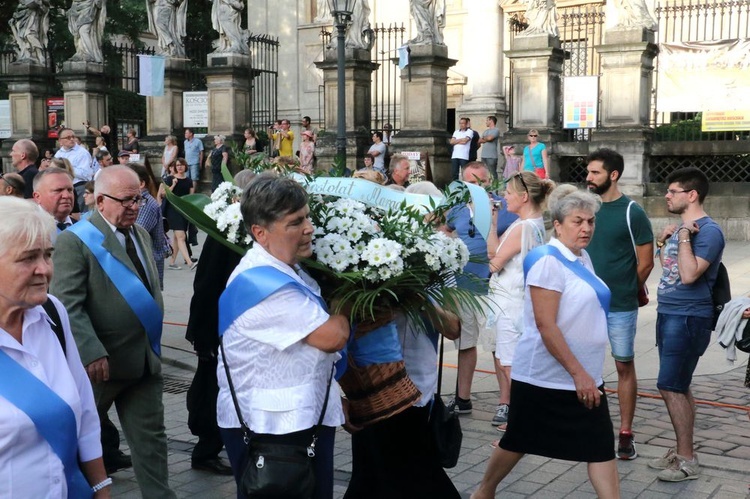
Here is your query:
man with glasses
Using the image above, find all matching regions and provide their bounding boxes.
[648,167,724,482]
[32,167,75,232]
[368,131,387,173]
[54,127,93,212]
[51,165,176,498]
[585,148,654,461]
[9,138,39,198]
[0,172,25,198]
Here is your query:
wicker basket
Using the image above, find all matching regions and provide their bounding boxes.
[338,357,421,427]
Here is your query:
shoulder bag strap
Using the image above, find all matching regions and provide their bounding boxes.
[42,298,66,356]
[625,200,638,263]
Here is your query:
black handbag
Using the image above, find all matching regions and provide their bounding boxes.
[737,320,750,354]
[428,333,463,468]
[220,338,334,498]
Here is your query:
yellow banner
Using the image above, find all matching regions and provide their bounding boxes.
[702,110,750,132]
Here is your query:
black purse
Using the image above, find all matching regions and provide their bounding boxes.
[220,338,334,498]
[428,333,463,468]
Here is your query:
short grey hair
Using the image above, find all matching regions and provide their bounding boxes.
[547,184,601,223]
[388,154,409,174]
[0,196,54,255]
[234,169,256,190]
[94,165,139,197]
[33,166,73,192]
[240,172,308,239]
[405,181,441,197]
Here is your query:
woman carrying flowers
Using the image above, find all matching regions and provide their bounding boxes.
[217,173,350,499]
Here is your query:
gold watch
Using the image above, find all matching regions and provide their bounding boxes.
[655,239,665,249]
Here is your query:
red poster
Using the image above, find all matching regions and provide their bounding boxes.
[47,98,64,138]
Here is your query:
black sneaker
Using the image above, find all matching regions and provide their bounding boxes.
[617,430,638,460]
[447,397,472,415]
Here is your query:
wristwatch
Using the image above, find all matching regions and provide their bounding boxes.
[655,239,665,249]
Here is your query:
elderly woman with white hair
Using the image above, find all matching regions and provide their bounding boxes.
[209,134,230,192]
[0,197,110,497]
[472,185,620,499]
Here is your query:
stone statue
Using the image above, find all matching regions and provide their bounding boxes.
[9,0,50,65]
[522,0,559,37]
[330,0,373,50]
[211,0,248,54]
[147,0,188,57]
[67,0,107,63]
[613,0,658,31]
[408,0,446,46]
[314,0,331,23]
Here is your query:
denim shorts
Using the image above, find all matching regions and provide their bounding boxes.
[656,313,713,393]
[607,310,638,362]
[188,163,200,182]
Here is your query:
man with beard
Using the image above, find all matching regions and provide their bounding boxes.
[585,148,653,461]
[649,167,723,482]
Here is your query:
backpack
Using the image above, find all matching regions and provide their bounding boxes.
[42,298,67,356]
[468,129,480,162]
[709,262,731,329]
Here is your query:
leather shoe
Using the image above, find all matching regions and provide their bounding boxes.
[191,457,233,476]
[104,451,132,474]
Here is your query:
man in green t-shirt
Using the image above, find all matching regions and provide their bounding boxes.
[586,148,654,461]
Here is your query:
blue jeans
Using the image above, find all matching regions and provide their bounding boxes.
[656,313,712,393]
[220,426,336,499]
[451,158,468,181]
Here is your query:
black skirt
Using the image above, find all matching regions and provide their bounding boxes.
[499,380,615,463]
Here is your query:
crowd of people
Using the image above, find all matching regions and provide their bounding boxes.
[0,116,743,499]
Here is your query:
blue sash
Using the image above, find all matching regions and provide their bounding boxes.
[0,351,92,498]
[523,244,610,315]
[68,220,163,356]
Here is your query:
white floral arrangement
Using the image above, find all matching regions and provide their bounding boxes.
[306,196,472,325]
[203,182,252,246]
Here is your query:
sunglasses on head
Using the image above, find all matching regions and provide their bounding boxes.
[0,173,23,192]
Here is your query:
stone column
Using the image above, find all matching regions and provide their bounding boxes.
[146,58,190,138]
[457,1,507,129]
[391,44,457,187]
[57,62,107,137]
[592,28,659,195]
[314,48,378,172]
[504,35,565,178]
[203,53,252,140]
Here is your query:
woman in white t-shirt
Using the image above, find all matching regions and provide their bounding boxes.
[161,135,178,178]
[217,174,350,499]
[485,172,554,430]
[472,186,620,499]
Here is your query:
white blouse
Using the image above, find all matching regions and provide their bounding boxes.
[0,296,101,498]
[511,238,610,391]
[216,245,345,433]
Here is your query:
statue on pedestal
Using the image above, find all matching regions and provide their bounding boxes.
[147,0,188,57]
[522,0,559,37]
[314,0,331,23]
[67,0,107,63]
[408,0,446,46]
[330,0,373,50]
[210,0,248,54]
[613,0,658,31]
[9,0,50,65]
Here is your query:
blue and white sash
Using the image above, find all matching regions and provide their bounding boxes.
[524,244,611,315]
[0,351,92,498]
[68,220,163,356]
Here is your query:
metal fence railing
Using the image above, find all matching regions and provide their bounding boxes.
[371,23,405,135]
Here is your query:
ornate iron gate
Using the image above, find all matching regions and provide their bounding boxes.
[371,23,405,134]
[248,34,279,131]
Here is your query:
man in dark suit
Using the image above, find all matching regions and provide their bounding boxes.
[51,165,176,498]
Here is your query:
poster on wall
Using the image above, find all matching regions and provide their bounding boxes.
[657,39,750,113]
[0,101,11,139]
[702,110,750,132]
[563,76,599,129]
[183,91,208,128]
[47,98,64,138]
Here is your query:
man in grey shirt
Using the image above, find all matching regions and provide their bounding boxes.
[478,116,500,179]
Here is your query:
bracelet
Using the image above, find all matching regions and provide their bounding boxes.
[677,227,691,234]
[92,477,113,492]
[678,239,691,244]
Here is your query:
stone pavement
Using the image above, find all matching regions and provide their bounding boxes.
[107,239,750,498]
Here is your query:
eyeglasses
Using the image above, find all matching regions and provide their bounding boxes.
[666,188,693,196]
[101,193,145,208]
[528,134,538,138]
[59,134,74,140]
[514,172,529,193]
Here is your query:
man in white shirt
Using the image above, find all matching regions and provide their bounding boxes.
[450,117,473,181]
[54,127,93,212]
